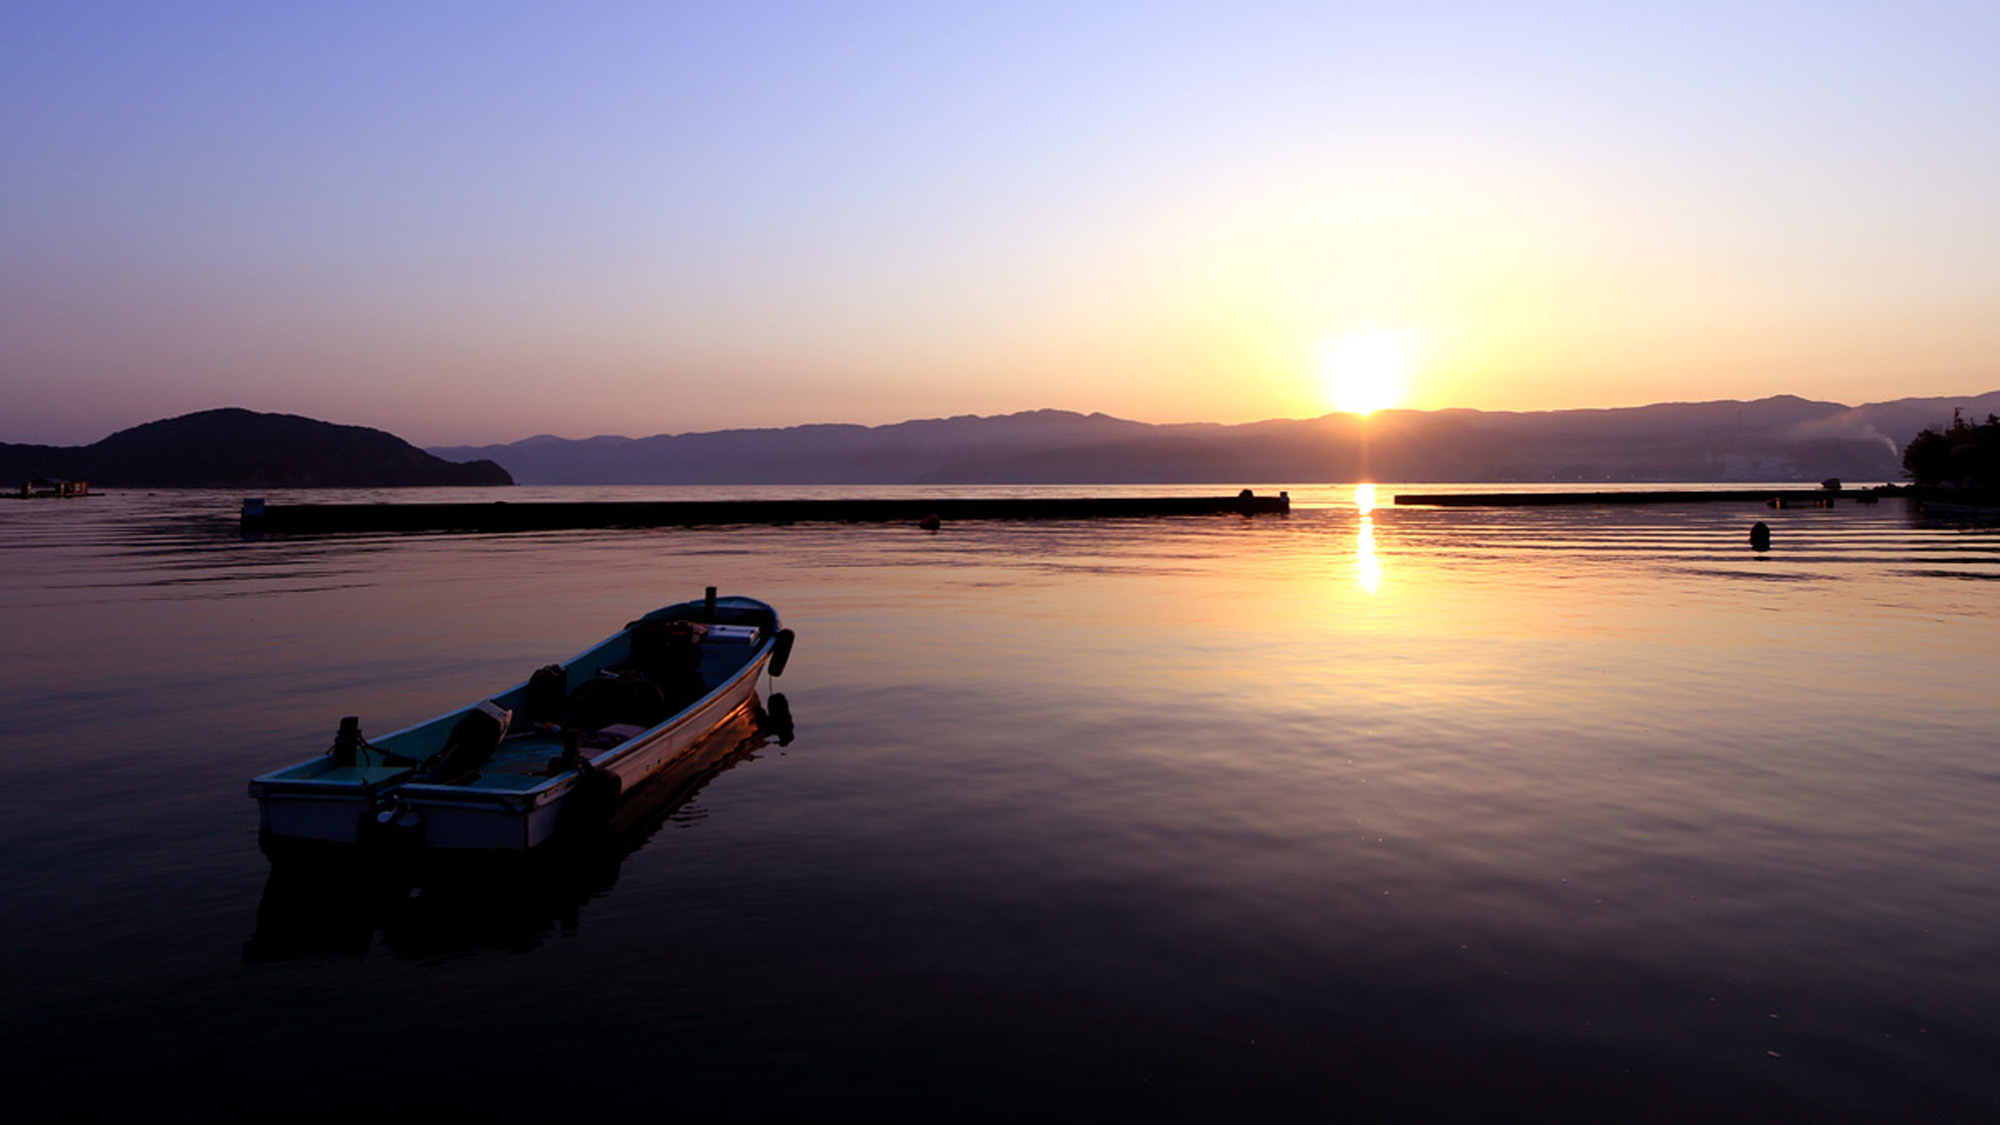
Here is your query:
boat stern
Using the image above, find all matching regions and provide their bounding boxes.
[248,760,411,846]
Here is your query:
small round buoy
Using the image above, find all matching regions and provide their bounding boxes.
[918,513,941,531]
[1749,521,1771,551]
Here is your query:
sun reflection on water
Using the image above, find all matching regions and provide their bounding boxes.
[1356,518,1381,595]
[1354,484,1381,594]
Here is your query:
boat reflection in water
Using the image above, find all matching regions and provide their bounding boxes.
[243,692,794,962]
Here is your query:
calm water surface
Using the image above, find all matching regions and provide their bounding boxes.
[2,485,1996,1120]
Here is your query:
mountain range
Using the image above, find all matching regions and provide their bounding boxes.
[10,394,1993,490]
[429,393,2000,485]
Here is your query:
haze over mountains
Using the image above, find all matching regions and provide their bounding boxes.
[431,393,2000,486]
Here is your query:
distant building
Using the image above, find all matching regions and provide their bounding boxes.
[17,478,90,498]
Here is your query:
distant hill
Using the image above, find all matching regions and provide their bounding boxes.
[1,408,512,488]
[429,393,2000,485]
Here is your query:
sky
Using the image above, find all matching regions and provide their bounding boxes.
[5,1,1999,446]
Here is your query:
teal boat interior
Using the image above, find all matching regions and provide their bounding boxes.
[257,594,785,794]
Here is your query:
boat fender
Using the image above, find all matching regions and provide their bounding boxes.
[769,628,796,677]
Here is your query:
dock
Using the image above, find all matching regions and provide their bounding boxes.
[240,491,1290,535]
[1393,488,1896,507]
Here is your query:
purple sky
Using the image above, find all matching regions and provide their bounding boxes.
[6,1,1998,446]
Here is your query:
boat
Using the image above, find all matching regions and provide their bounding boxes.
[244,693,794,961]
[248,590,794,854]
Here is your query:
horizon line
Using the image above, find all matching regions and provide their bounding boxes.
[13,388,2000,450]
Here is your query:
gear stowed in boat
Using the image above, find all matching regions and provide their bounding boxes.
[248,590,795,853]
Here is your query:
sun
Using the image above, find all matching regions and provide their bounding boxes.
[1319,331,1413,416]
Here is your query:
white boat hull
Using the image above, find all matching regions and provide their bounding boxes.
[258,787,380,845]
[394,660,768,851]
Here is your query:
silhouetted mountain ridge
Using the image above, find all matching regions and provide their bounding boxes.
[1,409,512,488]
[428,394,2000,485]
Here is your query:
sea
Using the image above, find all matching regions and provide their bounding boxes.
[2,483,1996,1121]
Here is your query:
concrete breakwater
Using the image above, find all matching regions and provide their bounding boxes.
[1394,487,1900,507]
[239,491,1290,534]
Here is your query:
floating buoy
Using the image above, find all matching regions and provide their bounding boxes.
[918,513,941,531]
[1749,521,1771,550]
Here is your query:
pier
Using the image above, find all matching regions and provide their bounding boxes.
[1394,487,1898,508]
[240,491,1290,535]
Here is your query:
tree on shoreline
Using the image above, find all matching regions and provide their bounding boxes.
[1903,411,2000,488]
